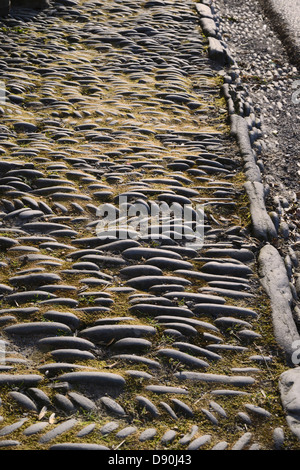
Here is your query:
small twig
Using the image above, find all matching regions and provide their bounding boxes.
[113,439,126,450]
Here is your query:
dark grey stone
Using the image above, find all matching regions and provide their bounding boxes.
[39,297,79,308]
[155,316,219,333]
[81,254,126,267]
[237,329,262,341]
[244,181,277,240]
[259,244,299,365]
[139,428,157,441]
[199,286,254,299]
[209,400,227,418]
[76,424,96,437]
[22,222,73,233]
[23,422,49,436]
[39,419,78,444]
[207,37,228,65]
[0,440,20,447]
[123,247,182,260]
[125,274,192,290]
[115,426,137,439]
[273,427,285,450]
[236,412,252,425]
[125,370,153,380]
[193,303,258,318]
[8,392,38,412]
[145,257,193,270]
[28,388,51,407]
[57,372,126,389]
[0,374,42,387]
[163,320,199,336]
[187,434,211,450]
[0,284,14,295]
[120,265,163,278]
[42,311,80,329]
[231,432,253,450]
[4,289,58,304]
[111,354,161,369]
[38,363,94,376]
[0,316,16,326]
[37,336,96,351]
[145,385,189,394]
[129,304,193,318]
[199,17,217,36]
[136,395,160,418]
[0,418,28,437]
[160,430,177,444]
[211,390,249,397]
[170,398,194,418]
[164,291,225,304]
[110,338,152,353]
[51,349,95,362]
[4,321,71,336]
[68,392,96,411]
[175,371,256,387]
[178,425,198,445]
[173,342,222,361]
[49,443,109,450]
[100,397,126,416]
[201,408,219,425]
[100,422,119,435]
[207,344,248,353]
[54,394,77,414]
[204,248,254,262]
[211,441,228,450]
[94,317,134,325]
[98,239,140,252]
[157,349,209,369]
[244,404,272,419]
[201,261,253,278]
[0,0,10,17]
[214,317,252,328]
[159,401,178,420]
[80,324,156,342]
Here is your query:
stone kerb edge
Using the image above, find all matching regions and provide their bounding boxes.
[195,1,277,241]
[195,0,300,440]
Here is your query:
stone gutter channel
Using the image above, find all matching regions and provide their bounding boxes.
[0,0,299,450]
[197,0,300,440]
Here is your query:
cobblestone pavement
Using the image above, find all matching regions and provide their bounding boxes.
[0,0,299,450]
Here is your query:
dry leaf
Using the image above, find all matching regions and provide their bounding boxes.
[38,406,47,420]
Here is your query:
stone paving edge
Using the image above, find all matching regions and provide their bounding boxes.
[196,0,300,438]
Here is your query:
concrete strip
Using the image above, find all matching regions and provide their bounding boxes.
[231,115,262,183]
[258,244,300,365]
[244,181,277,241]
[258,0,300,68]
